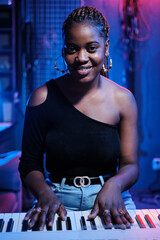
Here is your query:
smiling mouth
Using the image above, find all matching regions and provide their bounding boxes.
[75,66,92,72]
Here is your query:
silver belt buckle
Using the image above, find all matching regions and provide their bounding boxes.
[73,176,91,188]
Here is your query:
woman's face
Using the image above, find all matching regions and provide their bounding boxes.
[63,22,108,83]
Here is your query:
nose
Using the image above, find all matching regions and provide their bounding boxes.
[76,49,89,62]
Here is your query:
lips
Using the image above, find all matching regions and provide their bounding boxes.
[75,66,92,75]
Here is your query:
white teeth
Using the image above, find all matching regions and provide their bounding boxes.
[78,67,91,71]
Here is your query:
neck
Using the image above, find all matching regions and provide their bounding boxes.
[56,73,103,104]
[67,73,101,95]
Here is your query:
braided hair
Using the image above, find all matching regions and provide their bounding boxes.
[62,6,110,77]
[63,6,109,41]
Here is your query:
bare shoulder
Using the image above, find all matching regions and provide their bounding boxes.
[106,79,138,118]
[27,84,48,107]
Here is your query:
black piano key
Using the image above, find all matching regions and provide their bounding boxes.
[90,219,97,230]
[144,214,156,228]
[32,221,40,231]
[22,220,28,231]
[158,214,160,221]
[80,216,87,230]
[56,217,62,230]
[66,216,72,230]
[135,215,146,228]
[46,225,52,231]
[100,217,112,229]
[6,218,14,232]
[0,219,4,232]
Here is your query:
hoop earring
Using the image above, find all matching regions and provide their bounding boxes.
[102,55,112,73]
[54,56,68,73]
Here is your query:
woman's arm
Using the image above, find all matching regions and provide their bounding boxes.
[20,86,66,230]
[107,88,139,191]
[23,171,66,230]
[89,89,139,229]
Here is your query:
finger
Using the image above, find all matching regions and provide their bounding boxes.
[37,210,47,231]
[112,210,126,229]
[102,210,112,229]
[24,208,37,221]
[118,209,133,228]
[88,203,99,219]
[119,214,131,228]
[124,211,134,223]
[47,210,56,228]
[57,204,67,221]
[28,210,41,229]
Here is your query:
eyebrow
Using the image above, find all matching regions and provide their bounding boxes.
[65,41,100,46]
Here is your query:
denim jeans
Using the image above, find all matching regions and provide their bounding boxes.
[46,176,136,211]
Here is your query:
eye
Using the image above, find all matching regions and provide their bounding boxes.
[87,45,98,53]
[64,45,77,54]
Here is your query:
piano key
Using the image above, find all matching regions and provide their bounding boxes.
[142,209,156,228]
[90,219,97,230]
[135,210,148,228]
[0,218,5,232]
[56,217,62,230]
[21,219,29,232]
[135,215,146,228]
[18,213,31,232]
[80,216,87,230]
[6,218,14,232]
[1,209,160,235]
[144,214,156,228]
[149,209,160,228]
[1,213,12,232]
[11,213,20,232]
[93,215,104,230]
[52,213,58,231]
[66,211,77,230]
[156,209,160,222]
[81,211,92,230]
[128,209,138,229]
[61,217,66,231]
[66,216,72,230]
[74,211,83,230]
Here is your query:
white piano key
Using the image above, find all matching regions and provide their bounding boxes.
[148,209,160,228]
[66,211,77,230]
[2,213,12,232]
[94,215,105,230]
[81,210,92,230]
[11,213,20,232]
[52,213,58,231]
[17,212,29,232]
[61,218,66,231]
[0,213,4,219]
[156,209,160,215]
[128,209,138,229]
[74,211,83,230]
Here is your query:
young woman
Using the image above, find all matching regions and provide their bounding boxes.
[19,6,139,230]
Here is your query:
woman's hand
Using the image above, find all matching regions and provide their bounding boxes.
[88,182,134,229]
[24,190,67,231]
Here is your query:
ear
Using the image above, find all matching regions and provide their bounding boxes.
[105,39,110,57]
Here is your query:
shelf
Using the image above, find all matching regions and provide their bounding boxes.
[0,2,16,123]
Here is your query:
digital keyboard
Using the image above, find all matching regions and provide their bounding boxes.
[0,209,160,240]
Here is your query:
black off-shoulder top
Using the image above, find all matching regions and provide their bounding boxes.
[19,78,120,179]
